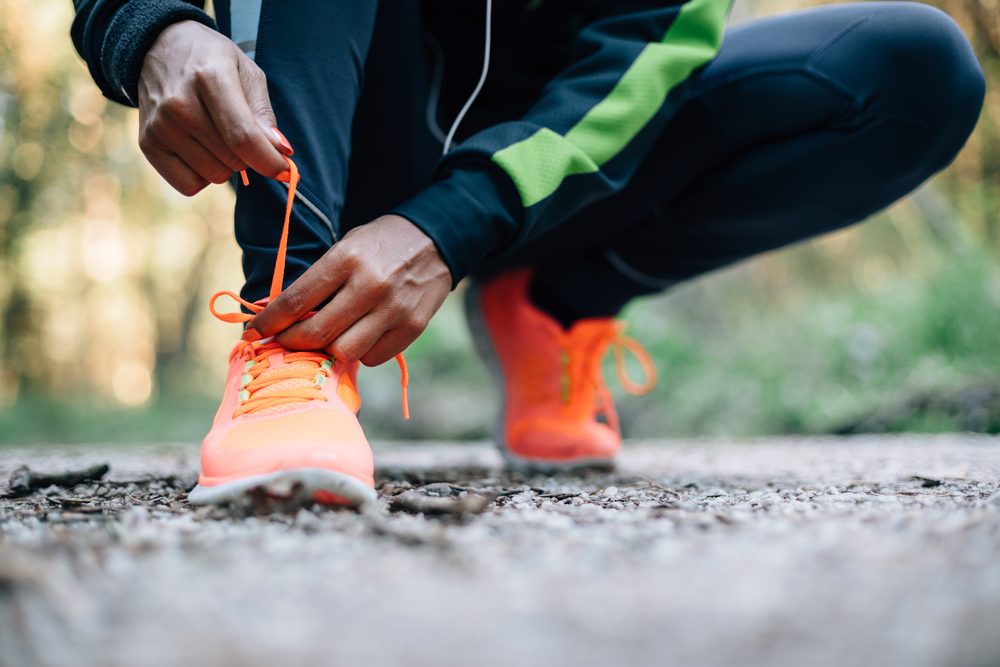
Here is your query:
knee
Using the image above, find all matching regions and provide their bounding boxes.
[866,3,985,156]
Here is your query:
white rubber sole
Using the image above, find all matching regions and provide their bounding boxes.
[463,280,617,473]
[187,468,377,507]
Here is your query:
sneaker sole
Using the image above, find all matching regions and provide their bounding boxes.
[463,280,617,473]
[188,468,377,507]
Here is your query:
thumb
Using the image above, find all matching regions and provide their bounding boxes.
[238,57,294,157]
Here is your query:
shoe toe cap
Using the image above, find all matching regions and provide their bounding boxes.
[201,406,374,484]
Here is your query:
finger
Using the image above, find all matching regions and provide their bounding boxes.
[360,327,422,367]
[150,93,247,173]
[246,252,350,339]
[173,103,248,172]
[196,64,287,178]
[148,126,235,184]
[273,285,377,351]
[237,54,294,157]
[139,138,209,196]
[323,312,392,363]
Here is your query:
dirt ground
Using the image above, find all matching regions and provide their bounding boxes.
[2,435,999,667]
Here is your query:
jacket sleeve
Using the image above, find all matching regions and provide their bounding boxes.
[392,0,731,285]
[71,0,217,107]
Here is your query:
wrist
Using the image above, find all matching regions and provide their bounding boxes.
[104,1,217,106]
[389,160,521,287]
[376,214,434,247]
[140,20,213,88]
[149,19,207,51]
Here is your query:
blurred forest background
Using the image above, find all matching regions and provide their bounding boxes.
[0,0,998,444]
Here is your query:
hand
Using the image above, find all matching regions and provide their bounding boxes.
[245,215,453,366]
[137,20,293,196]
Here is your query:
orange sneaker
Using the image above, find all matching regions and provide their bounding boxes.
[187,333,380,506]
[465,268,656,470]
[188,161,408,507]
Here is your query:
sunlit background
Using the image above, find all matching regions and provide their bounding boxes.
[0,0,998,443]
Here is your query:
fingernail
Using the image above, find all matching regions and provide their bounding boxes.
[242,327,261,342]
[276,169,291,182]
[271,127,294,155]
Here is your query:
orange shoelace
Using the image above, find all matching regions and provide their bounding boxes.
[552,322,655,434]
[209,161,409,419]
[606,324,657,396]
[593,323,656,433]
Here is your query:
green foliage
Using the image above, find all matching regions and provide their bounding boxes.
[621,239,1000,437]
[0,395,215,445]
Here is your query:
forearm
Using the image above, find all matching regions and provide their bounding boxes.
[71,0,216,106]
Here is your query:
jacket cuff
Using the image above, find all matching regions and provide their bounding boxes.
[102,0,217,106]
[390,159,523,287]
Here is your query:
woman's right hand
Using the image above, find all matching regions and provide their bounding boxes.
[137,20,293,196]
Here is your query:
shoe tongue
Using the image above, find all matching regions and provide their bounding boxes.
[567,318,617,349]
[562,320,620,391]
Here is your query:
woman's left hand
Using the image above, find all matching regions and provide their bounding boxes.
[244,215,452,366]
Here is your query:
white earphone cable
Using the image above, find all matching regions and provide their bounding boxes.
[442,0,492,155]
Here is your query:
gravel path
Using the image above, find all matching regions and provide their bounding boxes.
[2,435,1000,667]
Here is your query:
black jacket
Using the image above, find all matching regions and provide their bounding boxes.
[71,0,730,284]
